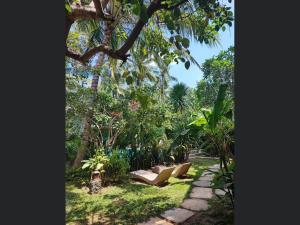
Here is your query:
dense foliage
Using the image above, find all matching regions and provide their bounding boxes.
[66,46,234,174]
[65,1,235,223]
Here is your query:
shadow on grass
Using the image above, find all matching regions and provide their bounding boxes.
[66,191,174,225]
[100,196,174,225]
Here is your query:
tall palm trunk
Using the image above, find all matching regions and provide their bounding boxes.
[160,74,165,101]
[72,3,113,168]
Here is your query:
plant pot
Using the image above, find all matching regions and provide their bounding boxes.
[91,170,101,181]
[90,170,102,194]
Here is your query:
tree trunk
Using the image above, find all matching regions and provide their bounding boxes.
[72,3,113,168]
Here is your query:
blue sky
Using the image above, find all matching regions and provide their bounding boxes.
[169,1,235,88]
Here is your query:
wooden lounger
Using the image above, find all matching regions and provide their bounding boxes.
[171,162,192,178]
[130,166,175,186]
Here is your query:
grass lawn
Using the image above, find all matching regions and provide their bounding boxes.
[66,158,218,225]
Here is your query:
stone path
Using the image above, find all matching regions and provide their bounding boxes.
[189,187,213,199]
[137,164,223,225]
[192,180,211,187]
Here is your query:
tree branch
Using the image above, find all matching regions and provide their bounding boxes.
[67,4,113,21]
[66,46,130,64]
[116,0,161,56]
[92,0,104,17]
[66,49,83,63]
[160,0,189,10]
[65,17,74,44]
[66,0,191,64]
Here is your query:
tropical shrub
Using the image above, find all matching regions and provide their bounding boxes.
[65,168,90,186]
[190,84,234,171]
[103,150,130,184]
[212,161,235,208]
[65,136,81,164]
[81,147,109,174]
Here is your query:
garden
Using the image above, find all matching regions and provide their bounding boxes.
[65,0,235,224]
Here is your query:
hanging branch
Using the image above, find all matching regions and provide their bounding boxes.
[65,0,191,64]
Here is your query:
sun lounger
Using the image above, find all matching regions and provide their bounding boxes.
[130,166,175,186]
[171,162,192,178]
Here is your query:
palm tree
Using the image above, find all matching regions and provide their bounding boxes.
[73,0,116,168]
[128,45,157,87]
[169,82,189,113]
[153,54,177,100]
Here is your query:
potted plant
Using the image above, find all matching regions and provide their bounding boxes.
[81,147,109,194]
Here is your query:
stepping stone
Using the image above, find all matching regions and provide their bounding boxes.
[193,180,211,187]
[207,168,219,172]
[198,175,214,181]
[161,208,194,224]
[181,198,209,211]
[190,187,213,199]
[215,189,226,196]
[201,171,213,176]
[137,217,174,225]
[209,164,220,169]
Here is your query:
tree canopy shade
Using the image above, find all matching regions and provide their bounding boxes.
[65,0,234,64]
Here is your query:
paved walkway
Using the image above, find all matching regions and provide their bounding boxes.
[137,164,224,225]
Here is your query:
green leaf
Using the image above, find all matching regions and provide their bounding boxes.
[189,117,207,126]
[65,3,72,13]
[126,76,134,85]
[140,4,149,23]
[209,84,228,129]
[173,8,181,19]
[166,19,175,30]
[175,35,182,42]
[185,61,190,70]
[142,48,147,55]
[179,57,186,62]
[122,70,130,77]
[132,5,140,16]
[175,41,182,50]
[180,129,190,135]
[132,71,138,78]
[96,163,104,171]
[222,26,226,32]
[225,109,233,120]
[137,94,149,108]
[169,36,174,43]
[82,163,90,169]
[181,38,190,48]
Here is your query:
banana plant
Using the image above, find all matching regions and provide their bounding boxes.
[189,84,234,172]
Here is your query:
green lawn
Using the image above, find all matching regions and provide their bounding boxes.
[66,158,218,225]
